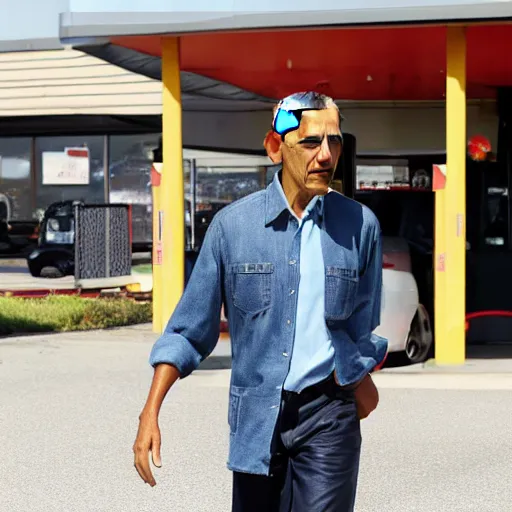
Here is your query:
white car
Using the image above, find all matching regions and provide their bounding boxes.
[375,236,433,364]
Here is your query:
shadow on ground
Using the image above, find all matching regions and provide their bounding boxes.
[198,356,232,370]
[383,342,512,369]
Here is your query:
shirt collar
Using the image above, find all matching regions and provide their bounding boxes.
[265,167,325,226]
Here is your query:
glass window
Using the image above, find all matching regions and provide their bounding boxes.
[183,159,193,251]
[0,138,33,221]
[35,136,105,221]
[108,134,160,245]
[187,165,268,249]
[483,188,508,248]
[109,139,272,248]
[356,159,411,191]
[468,162,510,251]
[196,165,266,204]
[354,157,436,251]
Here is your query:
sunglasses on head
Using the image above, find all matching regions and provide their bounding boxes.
[272,92,344,139]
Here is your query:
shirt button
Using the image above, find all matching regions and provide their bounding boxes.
[289,259,296,265]
[287,320,291,325]
[282,352,289,357]
[290,289,295,295]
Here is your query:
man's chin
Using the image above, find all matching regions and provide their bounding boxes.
[306,181,331,196]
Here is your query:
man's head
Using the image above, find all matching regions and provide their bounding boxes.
[264,91,343,199]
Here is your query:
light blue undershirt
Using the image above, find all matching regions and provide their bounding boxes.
[276,181,335,393]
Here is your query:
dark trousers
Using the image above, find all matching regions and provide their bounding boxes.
[232,374,362,512]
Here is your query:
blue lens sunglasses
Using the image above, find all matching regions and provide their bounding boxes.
[272,92,344,140]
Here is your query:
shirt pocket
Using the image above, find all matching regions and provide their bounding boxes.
[325,266,359,321]
[228,389,242,434]
[229,263,274,315]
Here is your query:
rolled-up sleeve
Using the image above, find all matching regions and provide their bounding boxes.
[149,216,224,378]
[346,216,388,371]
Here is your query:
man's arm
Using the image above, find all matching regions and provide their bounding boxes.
[349,216,388,369]
[134,363,179,486]
[133,217,224,486]
[347,216,388,419]
[149,217,224,376]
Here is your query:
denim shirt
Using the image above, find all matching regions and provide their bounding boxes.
[149,171,388,476]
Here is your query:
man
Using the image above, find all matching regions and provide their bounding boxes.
[133,91,388,511]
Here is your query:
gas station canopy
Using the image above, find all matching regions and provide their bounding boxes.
[58,1,512,101]
[81,25,512,102]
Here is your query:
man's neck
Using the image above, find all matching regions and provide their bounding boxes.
[281,172,316,219]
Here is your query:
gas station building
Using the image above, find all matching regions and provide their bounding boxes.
[1,1,512,365]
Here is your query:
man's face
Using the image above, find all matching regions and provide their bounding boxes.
[281,106,342,196]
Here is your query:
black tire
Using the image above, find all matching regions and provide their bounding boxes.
[404,305,434,365]
[28,265,42,278]
[40,265,65,279]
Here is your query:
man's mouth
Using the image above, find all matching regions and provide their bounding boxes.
[309,169,333,176]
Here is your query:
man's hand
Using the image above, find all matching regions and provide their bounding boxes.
[354,374,379,420]
[133,412,162,487]
[133,364,180,486]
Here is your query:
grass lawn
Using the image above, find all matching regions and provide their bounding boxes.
[0,295,151,335]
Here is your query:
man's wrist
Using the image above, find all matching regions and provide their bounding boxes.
[354,374,370,389]
[139,406,159,421]
[334,371,369,390]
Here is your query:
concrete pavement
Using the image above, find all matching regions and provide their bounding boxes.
[1,326,511,511]
[0,256,152,291]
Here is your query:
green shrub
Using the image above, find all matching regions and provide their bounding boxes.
[0,295,151,335]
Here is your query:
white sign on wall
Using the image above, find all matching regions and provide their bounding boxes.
[42,147,90,185]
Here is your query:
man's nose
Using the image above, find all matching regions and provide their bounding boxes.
[317,138,333,164]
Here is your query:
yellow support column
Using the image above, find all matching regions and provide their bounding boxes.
[161,37,185,328]
[435,26,467,365]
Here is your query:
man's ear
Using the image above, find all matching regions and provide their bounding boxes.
[263,130,283,164]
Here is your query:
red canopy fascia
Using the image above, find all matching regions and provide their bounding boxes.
[111,23,512,101]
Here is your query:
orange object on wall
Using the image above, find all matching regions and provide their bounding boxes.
[468,135,491,161]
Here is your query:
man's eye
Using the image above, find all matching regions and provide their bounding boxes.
[303,143,320,149]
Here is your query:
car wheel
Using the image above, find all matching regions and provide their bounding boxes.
[28,265,42,278]
[40,265,65,279]
[405,304,433,364]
